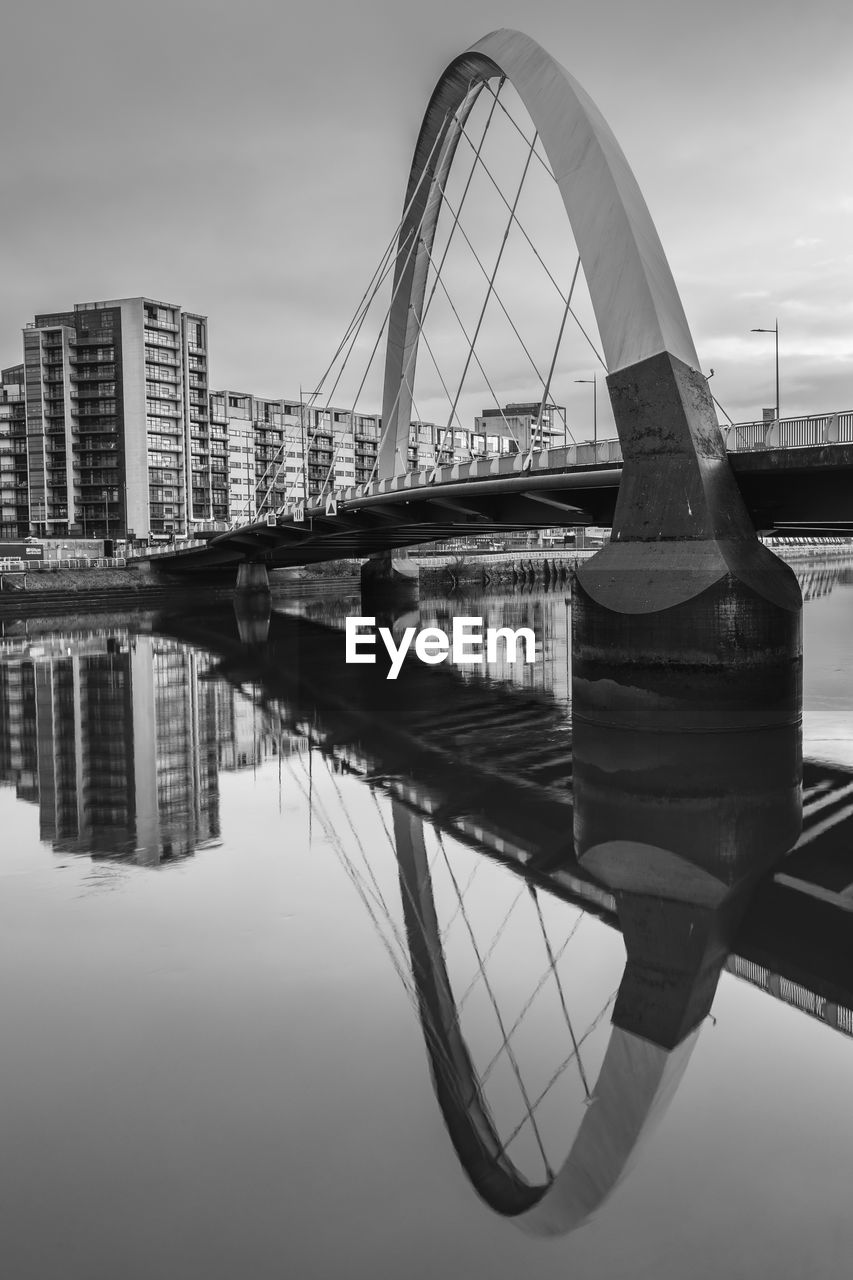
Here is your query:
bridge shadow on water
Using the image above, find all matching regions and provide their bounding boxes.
[146,583,853,1236]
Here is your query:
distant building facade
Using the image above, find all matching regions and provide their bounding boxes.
[209,392,385,517]
[3,290,572,539]
[473,402,568,455]
[0,365,27,538]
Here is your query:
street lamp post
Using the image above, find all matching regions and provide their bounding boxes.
[750,320,780,423]
[575,377,597,448]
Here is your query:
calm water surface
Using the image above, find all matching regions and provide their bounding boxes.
[2,559,853,1279]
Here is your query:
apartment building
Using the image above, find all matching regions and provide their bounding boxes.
[473,402,568,454]
[19,297,209,540]
[0,365,27,538]
[208,392,387,518]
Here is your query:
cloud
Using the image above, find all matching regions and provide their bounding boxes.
[793,237,822,248]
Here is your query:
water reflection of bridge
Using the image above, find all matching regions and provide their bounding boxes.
[151,600,853,1232]
[159,604,853,1044]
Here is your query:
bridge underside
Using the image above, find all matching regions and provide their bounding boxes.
[154,445,853,573]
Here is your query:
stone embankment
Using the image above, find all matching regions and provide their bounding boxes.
[417,550,596,593]
[417,541,853,593]
[0,564,233,617]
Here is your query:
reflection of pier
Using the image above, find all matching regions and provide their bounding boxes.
[159,605,853,1040]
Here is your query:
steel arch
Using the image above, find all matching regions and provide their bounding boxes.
[378,27,701,479]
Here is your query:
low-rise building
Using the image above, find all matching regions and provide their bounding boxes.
[473,402,568,454]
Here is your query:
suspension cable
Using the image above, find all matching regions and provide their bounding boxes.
[477,906,585,1085]
[497,991,618,1157]
[532,256,581,452]
[477,78,557,185]
[430,184,567,444]
[306,103,477,503]
[438,838,554,1177]
[255,108,454,515]
[438,130,540,470]
[411,255,519,458]
[455,122,608,373]
[360,86,508,487]
[528,887,591,1097]
[255,233,411,512]
[410,275,519,456]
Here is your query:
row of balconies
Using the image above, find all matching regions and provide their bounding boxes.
[143,317,178,333]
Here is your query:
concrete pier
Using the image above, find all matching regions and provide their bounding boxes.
[360,550,419,611]
[573,352,802,731]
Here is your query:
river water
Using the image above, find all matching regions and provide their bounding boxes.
[1,558,853,1278]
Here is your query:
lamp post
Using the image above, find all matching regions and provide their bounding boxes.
[102,489,110,541]
[575,377,597,447]
[750,320,780,423]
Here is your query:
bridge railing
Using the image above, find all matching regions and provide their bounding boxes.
[0,556,127,572]
[722,411,853,451]
[148,409,853,549]
[126,541,207,559]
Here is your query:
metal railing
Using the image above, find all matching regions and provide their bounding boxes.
[721,410,853,451]
[0,556,127,572]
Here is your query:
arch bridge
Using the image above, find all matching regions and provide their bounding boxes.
[144,30,853,577]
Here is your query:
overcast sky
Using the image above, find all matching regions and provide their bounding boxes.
[3,0,852,435]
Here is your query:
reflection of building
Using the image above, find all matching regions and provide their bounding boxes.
[418,593,571,702]
[0,633,221,864]
[213,678,308,770]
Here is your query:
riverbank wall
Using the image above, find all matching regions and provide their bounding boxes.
[1,542,850,618]
[0,563,237,619]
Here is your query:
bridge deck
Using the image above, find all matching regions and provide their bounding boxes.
[147,436,853,572]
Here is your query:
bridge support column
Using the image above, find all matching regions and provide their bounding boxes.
[573,352,803,732]
[360,550,419,611]
[234,561,271,645]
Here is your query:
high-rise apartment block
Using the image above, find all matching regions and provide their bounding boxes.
[0,365,27,538]
[19,297,209,540]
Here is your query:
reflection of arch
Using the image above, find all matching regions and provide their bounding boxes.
[379,27,701,479]
[393,801,699,1235]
